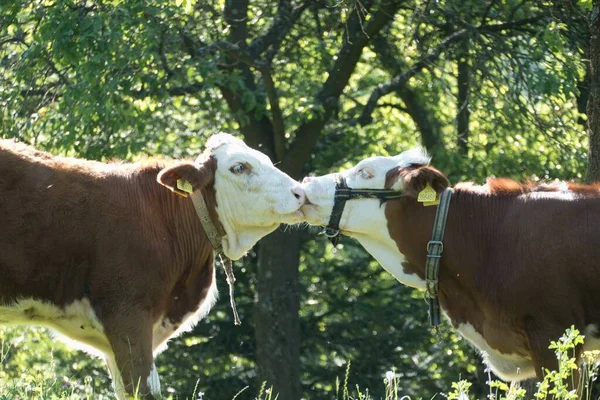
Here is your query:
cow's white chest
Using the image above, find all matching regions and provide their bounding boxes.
[152,273,218,355]
[353,232,426,290]
[347,201,426,289]
[456,323,535,381]
[0,298,110,356]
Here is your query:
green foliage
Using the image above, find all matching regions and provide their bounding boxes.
[0,326,112,399]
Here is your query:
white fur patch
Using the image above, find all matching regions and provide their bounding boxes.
[393,146,431,167]
[152,267,218,355]
[456,323,535,381]
[353,231,425,290]
[147,363,161,397]
[0,298,110,356]
[523,191,576,201]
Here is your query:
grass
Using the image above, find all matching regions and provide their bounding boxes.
[1,327,598,399]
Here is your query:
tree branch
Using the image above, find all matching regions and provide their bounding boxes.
[359,28,467,126]
[158,28,174,79]
[164,83,206,96]
[260,67,286,161]
[480,0,499,24]
[357,14,545,126]
[369,34,445,154]
[476,15,546,32]
[224,0,249,46]
[248,0,311,59]
[281,0,404,177]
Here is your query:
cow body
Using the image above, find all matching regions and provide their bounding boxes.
[0,134,305,399]
[386,186,600,381]
[301,149,600,382]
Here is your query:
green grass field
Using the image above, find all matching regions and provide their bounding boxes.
[1,326,597,400]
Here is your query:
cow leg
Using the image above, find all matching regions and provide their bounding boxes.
[103,313,161,399]
[509,379,538,400]
[106,355,127,400]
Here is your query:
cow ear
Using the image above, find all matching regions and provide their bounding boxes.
[400,166,449,198]
[157,161,215,197]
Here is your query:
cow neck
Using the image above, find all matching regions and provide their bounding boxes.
[179,183,241,326]
[130,165,214,291]
[386,190,510,330]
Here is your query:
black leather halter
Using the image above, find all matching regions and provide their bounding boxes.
[322,174,405,245]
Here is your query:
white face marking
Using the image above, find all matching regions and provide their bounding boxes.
[0,298,110,356]
[147,363,161,398]
[206,134,305,260]
[152,267,218,355]
[456,323,535,381]
[301,148,430,288]
[301,148,429,230]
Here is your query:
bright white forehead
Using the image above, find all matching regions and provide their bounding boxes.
[353,147,431,172]
[200,133,272,166]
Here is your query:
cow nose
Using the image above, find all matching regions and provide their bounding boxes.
[302,176,311,184]
[292,186,306,204]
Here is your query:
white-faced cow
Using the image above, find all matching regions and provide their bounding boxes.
[301,148,600,385]
[0,133,305,399]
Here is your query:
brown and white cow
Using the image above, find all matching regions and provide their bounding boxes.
[0,133,305,399]
[301,148,600,384]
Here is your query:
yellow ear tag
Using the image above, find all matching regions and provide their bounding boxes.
[417,184,439,206]
[176,179,193,194]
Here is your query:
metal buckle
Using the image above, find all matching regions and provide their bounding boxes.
[321,227,340,238]
[426,240,444,253]
[425,279,438,297]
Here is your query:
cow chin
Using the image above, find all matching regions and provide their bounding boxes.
[278,208,306,225]
[300,204,330,227]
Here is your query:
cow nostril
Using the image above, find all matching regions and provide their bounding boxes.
[292,186,305,203]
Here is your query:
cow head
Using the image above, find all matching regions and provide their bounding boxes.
[158,133,305,260]
[301,147,449,236]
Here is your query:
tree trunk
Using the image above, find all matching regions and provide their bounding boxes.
[255,228,302,400]
[586,1,600,182]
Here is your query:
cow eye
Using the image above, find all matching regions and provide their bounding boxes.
[230,163,246,174]
[357,168,373,179]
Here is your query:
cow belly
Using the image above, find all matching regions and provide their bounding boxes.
[152,274,218,355]
[0,298,110,356]
[457,323,535,381]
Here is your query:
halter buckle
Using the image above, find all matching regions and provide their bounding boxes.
[320,227,340,238]
[426,240,444,253]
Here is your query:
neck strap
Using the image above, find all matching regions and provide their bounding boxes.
[424,188,452,327]
[177,180,241,325]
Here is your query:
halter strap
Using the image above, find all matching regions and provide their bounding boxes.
[177,180,241,326]
[424,188,452,327]
[322,174,405,245]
